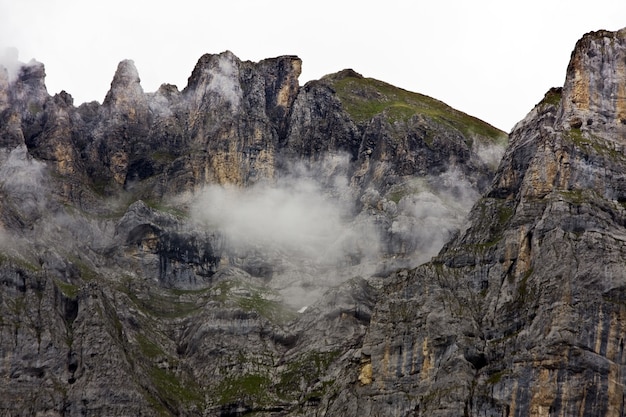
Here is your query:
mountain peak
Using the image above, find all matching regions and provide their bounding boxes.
[559,27,626,132]
[103,59,144,108]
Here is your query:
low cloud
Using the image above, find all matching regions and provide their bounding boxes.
[190,155,383,307]
[359,167,481,270]
[189,156,485,308]
[474,141,506,170]
[0,47,20,82]
[191,173,379,269]
[0,145,48,219]
[206,54,243,110]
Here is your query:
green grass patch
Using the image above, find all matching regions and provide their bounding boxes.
[236,293,297,325]
[563,129,624,160]
[143,199,188,218]
[120,286,201,319]
[148,365,204,408]
[329,72,506,144]
[28,102,43,115]
[276,351,340,401]
[486,369,508,385]
[68,256,99,281]
[538,87,562,108]
[54,279,79,299]
[150,151,176,163]
[210,280,297,325]
[217,373,272,405]
[136,333,166,359]
[0,252,41,272]
[516,267,535,302]
[464,197,516,252]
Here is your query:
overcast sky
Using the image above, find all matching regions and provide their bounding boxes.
[1,0,625,132]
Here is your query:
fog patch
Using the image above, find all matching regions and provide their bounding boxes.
[189,152,488,308]
[0,47,20,83]
[0,145,48,218]
[191,175,379,268]
[372,168,482,267]
[190,154,383,308]
[474,140,506,170]
[206,53,242,110]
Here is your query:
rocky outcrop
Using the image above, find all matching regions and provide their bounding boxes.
[7,25,625,414]
[343,28,626,416]
[0,27,560,416]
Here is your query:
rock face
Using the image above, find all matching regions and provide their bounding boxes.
[0,46,505,416]
[6,27,626,416]
[344,28,626,416]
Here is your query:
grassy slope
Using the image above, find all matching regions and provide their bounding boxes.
[326,70,508,146]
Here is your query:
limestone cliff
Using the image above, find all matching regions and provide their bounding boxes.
[5,27,623,417]
[341,28,626,416]
[0,45,505,416]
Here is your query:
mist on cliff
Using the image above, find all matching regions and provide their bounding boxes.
[392,168,480,263]
[0,145,47,219]
[207,54,243,109]
[0,47,20,82]
[189,154,483,307]
[190,154,379,269]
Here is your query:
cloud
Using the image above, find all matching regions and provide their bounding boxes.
[368,168,482,267]
[190,170,378,268]
[206,53,243,110]
[474,141,506,169]
[189,154,384,307]
[0,145,48,219]
[188,154,486,308]
[0,47,20,82]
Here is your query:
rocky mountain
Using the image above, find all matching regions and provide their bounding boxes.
[2,26,624,417]
[0,44,506,416]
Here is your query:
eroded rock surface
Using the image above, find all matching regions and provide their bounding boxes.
[6,28,624,416]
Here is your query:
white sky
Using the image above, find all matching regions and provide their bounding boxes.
[1,0,625,132]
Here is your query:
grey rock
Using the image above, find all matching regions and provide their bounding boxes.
[0,32,514,416]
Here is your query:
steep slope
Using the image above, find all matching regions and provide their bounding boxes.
[0,48,505,415]
[342,28,626,416]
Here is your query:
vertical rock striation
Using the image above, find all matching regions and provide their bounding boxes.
[347,27,626,416]
[0,36,512,415]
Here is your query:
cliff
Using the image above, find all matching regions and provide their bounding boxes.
[3,27,624,416]
[0,46,506,416]
[345,28,626,416]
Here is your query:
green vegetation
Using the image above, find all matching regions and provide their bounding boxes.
[127,290,200,319]
[516,267,535,303]
[217,373,272,405]
[465,198,516,252]
[90,177,111,197]
[388,190,405,204]
[28,102,43,115]
[150,151,177,163]
[563,128,624,161]
[329,73,507,144]
[0,251,41,272]
[116,281,203,319]
[136,333,166,359]
[486,369,508,385]
[143,198,188,218]
[148,365,204,408]
[276,350,340,401]
[54,279,79,299]
[68,256,99,281]
[236,293,297,324]
[211,280,297,325]
[538,88,562,108]
[559,189,587,206]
